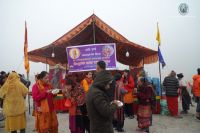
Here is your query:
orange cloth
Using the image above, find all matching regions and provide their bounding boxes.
[37,80,52,113]
[36,111,58,133]
[35,116,37,130]
[81,78,93,93]
[124,76,135,104]
[32,109,38,130]
[193,75,200,97]
[24,21,30,74]
[124,91,134,103]
[34,80,58,133]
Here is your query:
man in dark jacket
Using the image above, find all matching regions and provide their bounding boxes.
[95,60,115,101]
[163,70,181,118]
[86,70,118,133]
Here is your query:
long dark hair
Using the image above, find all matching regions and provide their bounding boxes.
[65,74,77,89]
[65,78,75,89]
[114,73,122,81]
[140,77,148,85]
[37,71,48,80]
[198,68,200,75]
[123,70,131,83]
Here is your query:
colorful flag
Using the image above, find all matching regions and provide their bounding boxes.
[158,47,166,68]
[156,23,161,46]
[24,21,30,74]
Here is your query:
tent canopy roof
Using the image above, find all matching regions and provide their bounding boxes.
[28,14,158,67]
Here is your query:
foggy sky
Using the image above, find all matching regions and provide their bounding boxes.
[0,0,199,81]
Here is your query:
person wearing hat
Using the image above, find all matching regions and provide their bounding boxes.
[86,70,119,133]
[177,73,191,114]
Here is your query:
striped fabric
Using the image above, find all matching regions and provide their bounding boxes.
[163,76,179,96]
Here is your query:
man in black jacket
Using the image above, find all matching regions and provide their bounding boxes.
[163,71,181,118]
[95,61,115,101]
[86,70,119,133]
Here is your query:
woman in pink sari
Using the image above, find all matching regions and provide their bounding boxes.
[32,71,58,133]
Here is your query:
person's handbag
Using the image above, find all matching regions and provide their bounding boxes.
[64,99,72,108]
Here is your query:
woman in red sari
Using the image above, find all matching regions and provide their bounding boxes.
[136,77,155,133]
[32,71,58,133]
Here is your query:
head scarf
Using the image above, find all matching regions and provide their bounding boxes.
[93,70,113,90]
[0,72,28,116]
[1,72,20,89]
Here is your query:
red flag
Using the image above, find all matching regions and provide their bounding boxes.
[24,21,30,74]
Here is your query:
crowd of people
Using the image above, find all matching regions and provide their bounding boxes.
[163,69,200,121]
[0,63,200,133]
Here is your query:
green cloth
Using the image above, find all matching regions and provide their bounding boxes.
[54,95,64,100]
[160,100,169,115]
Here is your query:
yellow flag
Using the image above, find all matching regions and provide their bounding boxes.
[156,23,161,46]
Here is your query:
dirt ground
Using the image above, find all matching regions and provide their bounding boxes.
[0,100,200,133]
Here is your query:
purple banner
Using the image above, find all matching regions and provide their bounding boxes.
[66,43,117,72]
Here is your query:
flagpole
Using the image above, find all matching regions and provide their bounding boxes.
[24,21,31,115]
[156,22,163,98]
[27,72,31,115]
[142,58,144,67]
[158,46,162,98]
[46,57,48,71]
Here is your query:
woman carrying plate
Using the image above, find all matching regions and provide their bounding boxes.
[32,71,58,133]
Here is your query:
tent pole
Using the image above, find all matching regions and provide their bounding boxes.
[92,17,96,44]
[46,57,48,71]
[143,58,144,67]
